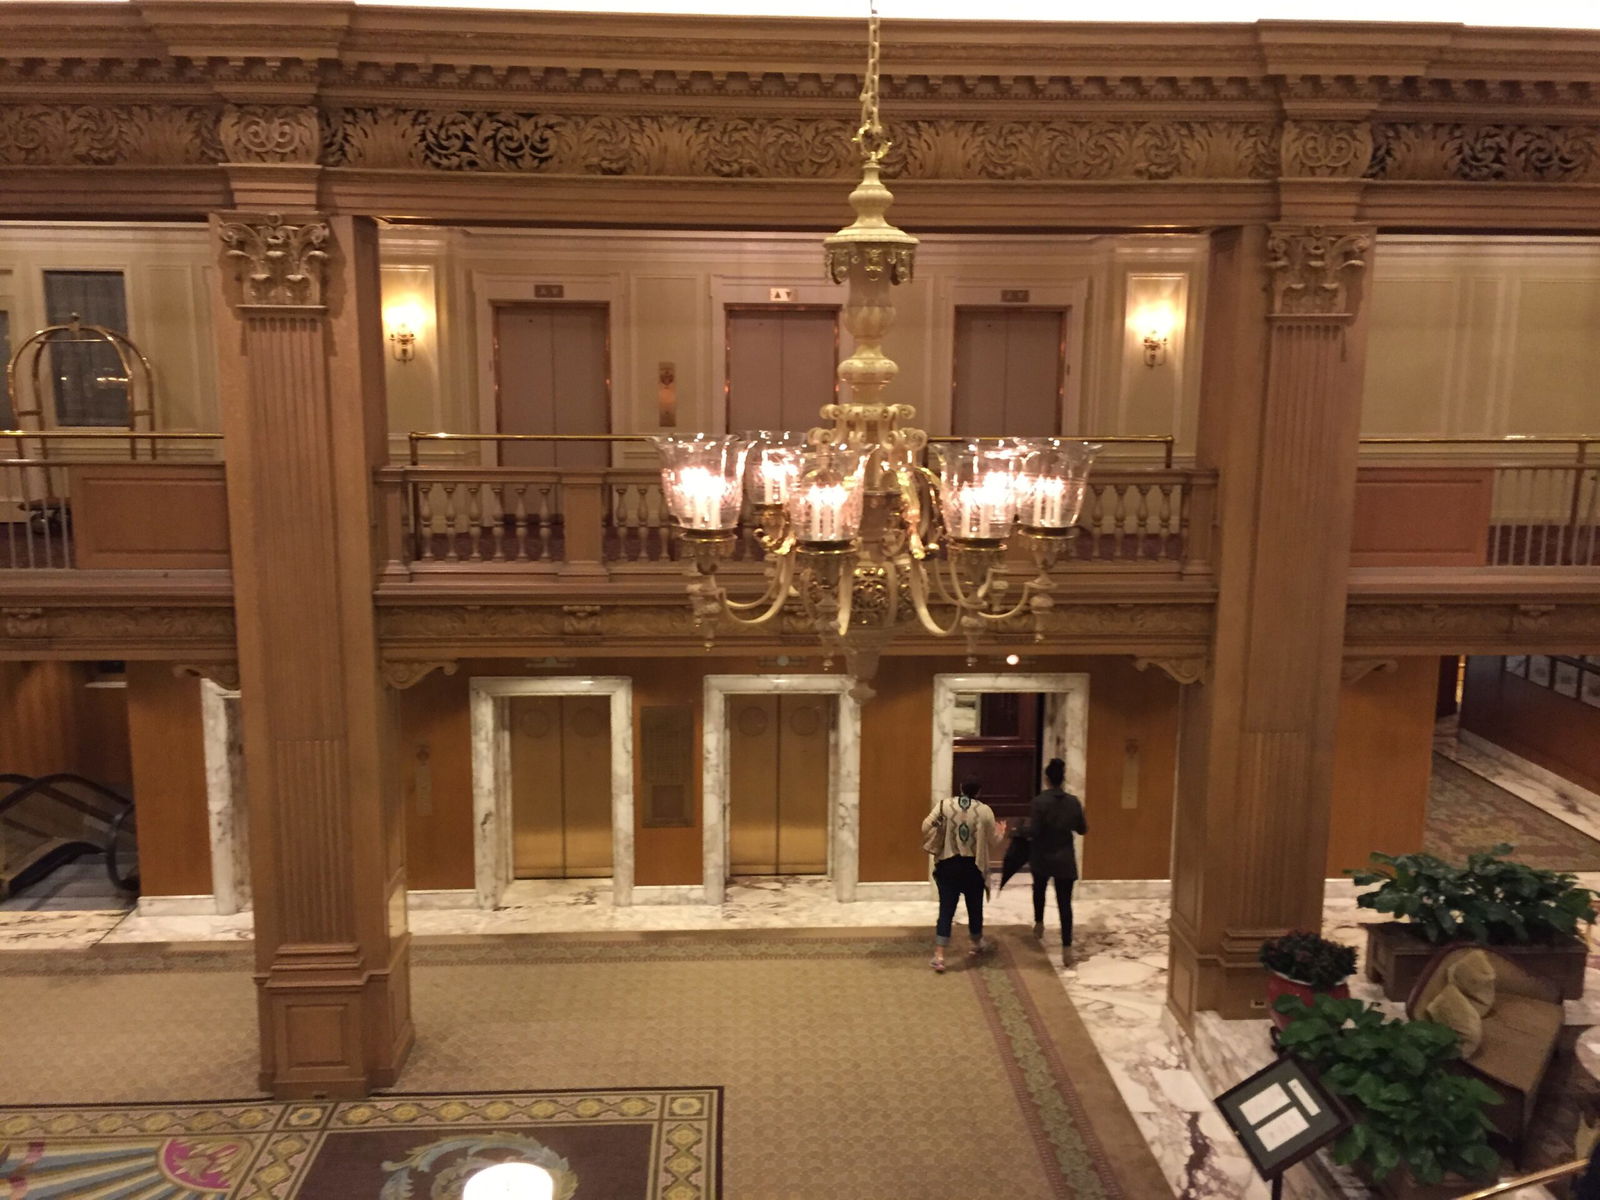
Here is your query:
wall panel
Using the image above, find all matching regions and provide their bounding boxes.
[125,663,210,897]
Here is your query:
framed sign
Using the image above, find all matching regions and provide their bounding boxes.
[1215,1056,1351,1182]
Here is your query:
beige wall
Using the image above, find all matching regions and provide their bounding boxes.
[378,226,1206,465]
[1362,235,1600,441]
[0,222,218,437]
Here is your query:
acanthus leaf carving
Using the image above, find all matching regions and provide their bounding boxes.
[1266,225,1371,318]
[216,212,331,308]
[1281,119,1374,178]
[219,104,320,164]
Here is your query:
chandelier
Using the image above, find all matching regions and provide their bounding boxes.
[653,4,1097,696]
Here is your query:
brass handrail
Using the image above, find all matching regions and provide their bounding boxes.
[407,431,1175,466]
[0,430,223,440]
[1455,1156,1588,1198]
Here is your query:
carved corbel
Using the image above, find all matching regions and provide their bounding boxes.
[1340,657,1399,685]
[1280,120,1374,179]
[1265,225,1371,318]
[1,608,47,639]
[1134,656,1208,686]
[215,212,331,308]
[381,660,459,690]
[174,662,242,690]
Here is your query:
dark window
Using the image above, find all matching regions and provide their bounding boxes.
[42,270,130,427]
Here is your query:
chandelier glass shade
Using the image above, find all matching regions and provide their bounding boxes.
[653,4,1099,693]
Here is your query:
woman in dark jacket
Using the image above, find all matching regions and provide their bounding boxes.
[1026,758,1087,960]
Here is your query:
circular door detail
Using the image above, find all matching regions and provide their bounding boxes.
[735,703,770,738]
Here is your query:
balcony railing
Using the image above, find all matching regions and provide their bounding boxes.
[379,434,1214,577]
[0,431,226,570]
[1356,436,1599,567]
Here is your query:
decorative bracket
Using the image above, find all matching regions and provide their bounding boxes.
[174,662,242,691]
[381,660,459,690]
[1340,657,1399,685]
[1135,656,1208,686]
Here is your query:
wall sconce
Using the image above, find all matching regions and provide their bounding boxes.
[1133,302,1177,368]
[384,300,426,365]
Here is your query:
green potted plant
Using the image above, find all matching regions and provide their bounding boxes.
[1259,930,1357,1030]
[1276,994,1500,1200]
[1351,843,1596,1001]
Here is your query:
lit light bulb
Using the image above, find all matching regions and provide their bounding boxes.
[1005,653,1021,666]
[462,1162,556,1200]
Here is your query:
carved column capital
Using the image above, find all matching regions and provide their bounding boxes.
[215,212,331,309]
[1265,225,1372,318]
[1280,120,1374,179]
[381,659,459,690]
[1134,656,1209,686]
[219,104,320,164]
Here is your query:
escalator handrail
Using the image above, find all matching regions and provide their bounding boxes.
[0,771,138,894]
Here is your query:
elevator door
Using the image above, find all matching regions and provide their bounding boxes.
[951,307,1067,437]
[508,694,613,878]
[494,303,610,469]
[726,307,838,433]
[727,693,833,875]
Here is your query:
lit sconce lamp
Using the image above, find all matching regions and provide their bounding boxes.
[385,301,426,365]
[1136,303,1176,368]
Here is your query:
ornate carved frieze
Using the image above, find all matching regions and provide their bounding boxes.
[1367,123,1600,183]
[380,659,458,689]
[1265,226,1371,318]
[0,605,235,647]
[321,109,1280,181]
[219,104,320,164]
[216,212,331,308]
[561,604,603,640]
[0,104,221,166]
[1346,602,1600,649]
[1,608,47,639]
[1280,120,1374,178]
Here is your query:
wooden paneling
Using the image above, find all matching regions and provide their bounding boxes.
[1350,467,1493,567]
[68,463,231,569]
[398,668,474,891]
[1460,655,1600,795]
[0,661,131,788]
[125,662,211,897]
[858,655,1181,884]
[1325,659,1437,877]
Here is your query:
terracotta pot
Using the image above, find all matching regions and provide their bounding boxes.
[1363,922,1589,1002]
[1265,970,1349,1029]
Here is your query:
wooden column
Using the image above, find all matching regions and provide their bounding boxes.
[210,212,413,1097]
[1168,224,1375,1024]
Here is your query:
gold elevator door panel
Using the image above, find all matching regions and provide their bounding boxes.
[727,693,832,875]
[508,694,613,879]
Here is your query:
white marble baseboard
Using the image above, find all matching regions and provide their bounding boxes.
[407,889,478,910]
[630,885,705,906]
[851,881,932,902]
[1077,878,1171,900]
[134,895,220,918]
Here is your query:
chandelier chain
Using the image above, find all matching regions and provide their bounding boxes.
[855,0,889,164]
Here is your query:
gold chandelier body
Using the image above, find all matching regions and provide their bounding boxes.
[655,7,1097,695]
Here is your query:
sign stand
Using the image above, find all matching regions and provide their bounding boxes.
[1214,1054,1352,1195]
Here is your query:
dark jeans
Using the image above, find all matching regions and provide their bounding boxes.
[1032,872,1076,946]
[933,855,985,946]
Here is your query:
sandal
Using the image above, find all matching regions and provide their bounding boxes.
[929,957,946,973]
[967,940,995,958]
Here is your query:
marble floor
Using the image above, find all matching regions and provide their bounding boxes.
[6,725,1600,1199]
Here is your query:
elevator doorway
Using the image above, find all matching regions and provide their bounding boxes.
[493,303,611,469]
[726,692,834,875]
[507,694,613,878]
[725,305,839,433]
[950,691,1045,824]
[951,307,1068,437]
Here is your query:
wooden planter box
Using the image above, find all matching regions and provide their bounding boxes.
[1363,922,1589,1001]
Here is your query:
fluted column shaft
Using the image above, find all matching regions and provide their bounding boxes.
[1169,224,1375,1023]
[210,212,413,1096]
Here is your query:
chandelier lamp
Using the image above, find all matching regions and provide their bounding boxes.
[653,4,1098,695]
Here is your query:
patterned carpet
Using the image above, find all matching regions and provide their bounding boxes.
[1425,754,1600,870]
[0,928,1168,1198]
[0,1088,718,1199]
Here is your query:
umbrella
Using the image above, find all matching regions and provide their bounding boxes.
[998,828,1031,891]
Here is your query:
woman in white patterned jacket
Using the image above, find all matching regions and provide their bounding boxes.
[921,778,1007,974]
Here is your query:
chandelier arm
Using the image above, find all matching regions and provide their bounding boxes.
[905,556,967,638]
[717,554,795,621]
[966,576,1049,624]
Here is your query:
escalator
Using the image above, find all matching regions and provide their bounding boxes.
[0,773,138,900]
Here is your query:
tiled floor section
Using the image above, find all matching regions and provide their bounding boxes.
[7,726,1600,1198]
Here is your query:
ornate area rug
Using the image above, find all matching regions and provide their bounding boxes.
[1425,754,1600,870]
[0,1087,719,1198]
